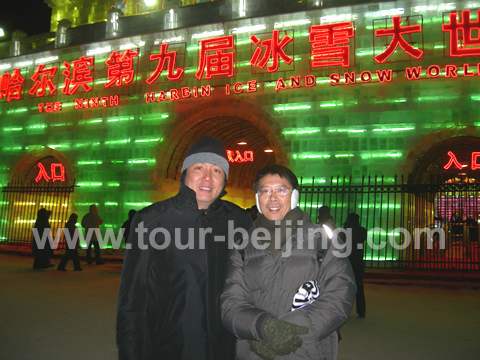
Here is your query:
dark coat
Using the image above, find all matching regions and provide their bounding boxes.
[221,212,356,359]
[116,181,252,360]
[32,211,53,269]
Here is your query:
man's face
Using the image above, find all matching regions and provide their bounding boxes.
[185,163,225,210]
[257,174,292,221]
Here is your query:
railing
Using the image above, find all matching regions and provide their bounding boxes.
[299,175,480,270]
[0,179,74,248]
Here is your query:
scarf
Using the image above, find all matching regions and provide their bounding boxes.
[254,207,304,258]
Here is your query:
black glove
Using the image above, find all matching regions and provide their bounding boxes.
[248,340,277,360]
[263,317,309,356]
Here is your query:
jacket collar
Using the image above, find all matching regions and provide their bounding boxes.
[177,180,227,213]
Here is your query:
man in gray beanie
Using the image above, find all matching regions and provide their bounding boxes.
[117,136,252,360]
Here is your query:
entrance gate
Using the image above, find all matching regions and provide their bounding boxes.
[299,175,480,270]
[0,179,74,247]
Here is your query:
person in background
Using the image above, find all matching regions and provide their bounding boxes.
[221,165,356,360]
[57,213,83,271]
[342,213,367,318]
[316,205,331,226]
[121,209,137,243]
[117,136,252,360]
[32,208,54,269]
[81,205,105,265]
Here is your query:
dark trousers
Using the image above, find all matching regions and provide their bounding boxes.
[86,240,101,264]
[58,249,81,270]
[353,269,366,316]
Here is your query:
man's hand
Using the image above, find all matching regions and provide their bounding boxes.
[248,340,277,360]
[263,317,309,356]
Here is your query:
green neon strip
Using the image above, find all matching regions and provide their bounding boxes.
[77,161,103,165]
[373,127,415,132]
[293,153,331,159]
[105,202,118,206]
[125,202,153,207]
[6,107,28,114]
[107,183,120,186]
[283,128,320,135]
[77,183,103,186]
[135,138,160,143]
[3,127,23,131]
[274,105,311,111]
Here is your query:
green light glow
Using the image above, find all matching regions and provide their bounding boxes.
[77,161,103,165]
[135,138,160,143]
[77,183,103,186]
[6,107,28,114]
[328,128,365,133]
[127,159,155,164]
[364,257,397,261]
[105,202,119,206]
[104,139,130,145]
[361,152,402,160]
[107,182,120,186]
[298,179,327,185]
[3,127,23,131]
[283,128,321,135]
[335,154,354,157]
[125,202,153,207]
[320,103,341,107]
[373,127,415,132]
[293,153,331,159]
[274,105,311,111]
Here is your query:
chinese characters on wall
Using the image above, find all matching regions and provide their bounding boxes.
[1,9,479,108]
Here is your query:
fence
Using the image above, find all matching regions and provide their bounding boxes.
[0,179,74,248]
[299,175,480,270]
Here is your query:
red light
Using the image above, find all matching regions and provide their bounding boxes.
[443,10,480,57]
[374,15,423,64]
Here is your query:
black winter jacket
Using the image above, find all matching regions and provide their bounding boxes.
[117,181,252,360]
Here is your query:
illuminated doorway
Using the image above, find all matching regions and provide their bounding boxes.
[0,148,75,247]
[408,136,480,269]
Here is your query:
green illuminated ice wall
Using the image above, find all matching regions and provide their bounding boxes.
[1,0,479,252]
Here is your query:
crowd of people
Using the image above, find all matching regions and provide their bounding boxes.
[31,136,368,359]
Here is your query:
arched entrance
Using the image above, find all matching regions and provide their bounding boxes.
[0,147,75,246]
[154,99,289,207]
[407,135,480,268]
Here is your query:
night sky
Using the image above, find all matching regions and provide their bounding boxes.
[0,0,52,39]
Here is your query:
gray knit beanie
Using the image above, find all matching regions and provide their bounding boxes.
[181,136,229,179]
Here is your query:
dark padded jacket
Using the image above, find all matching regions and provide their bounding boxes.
[221,212,356,359]
[117,181,252,360]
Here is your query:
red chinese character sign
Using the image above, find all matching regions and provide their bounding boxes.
[35,163,66,182]
[309,22,355,70]
[250,30,294,74]
[105,49,139,88]
[373,15,424,64]
[147,43,186,84]
[196,36,236,80]
[443,151,480,171]
[0,68,25,101]
[28,64,58,97]
[62,56,94,95]
[442,10,480,57]
[226,150,254,163]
